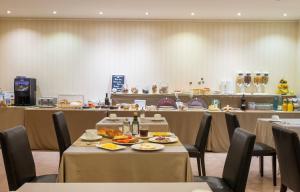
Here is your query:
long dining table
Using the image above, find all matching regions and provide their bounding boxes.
[17,183,212,192]
[58,132,193,182]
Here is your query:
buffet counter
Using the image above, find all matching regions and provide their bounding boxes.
[111,93,295,108]
[1,107,300,152]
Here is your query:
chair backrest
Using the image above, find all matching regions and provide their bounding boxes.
[195,112,212,151]
[225,113,240,143]
[52,111,71,158]
[0,126,36,191]
[222,128,256,192]
[272,126,300,191]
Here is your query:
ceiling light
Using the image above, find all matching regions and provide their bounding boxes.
[52,11,57,15]
[98,11,103,15]
[6,10,11,14]
[190,12,195,16]
[237,12,242,16]
[283,13,287,17]
[145,12,149,16]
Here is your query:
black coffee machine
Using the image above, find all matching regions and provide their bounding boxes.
[14,76,36,106]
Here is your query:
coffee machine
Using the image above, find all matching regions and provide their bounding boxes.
[14,76,36,106]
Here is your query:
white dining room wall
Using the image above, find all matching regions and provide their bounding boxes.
[0,19,298,101]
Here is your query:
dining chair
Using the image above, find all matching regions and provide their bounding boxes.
[225,112,277,186]
[196,128,256,192]
[0,126,57,191]
[272,126,300,192]
[52,111,71,159]
[184,112,212,176]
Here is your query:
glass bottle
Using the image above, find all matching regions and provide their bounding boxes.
[282,99,288,112]
[131,112,139,136]
[104,93,110,106]
[122,118,131,135]
[240,94,247,111]
[287,99,294,112]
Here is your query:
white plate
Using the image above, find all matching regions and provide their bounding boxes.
[136,135,152,139]
[269,119,282,123]
[106,117,120,121]
[149,136,178,144]
[96,143,126,151]
[131,143,165,151]
[112,139,143,145]
[151,118,165,121]
[80,135,102,141]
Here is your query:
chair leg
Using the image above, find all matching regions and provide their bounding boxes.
[196,157,202,176]
[200,153,206,176]
[280,184,287,192]
[272,154,277,186]
[259,156,264,177]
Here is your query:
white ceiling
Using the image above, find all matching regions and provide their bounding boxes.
[0,0,300,20]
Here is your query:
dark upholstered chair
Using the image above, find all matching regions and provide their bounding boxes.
[184,112,212,176]
[0,126,57,191]
[225,113,277,186]
[196,128,256,192]
[52,111,71,159]
[272,126,300,192]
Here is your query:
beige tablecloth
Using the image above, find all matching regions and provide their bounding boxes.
[58,135,193,182]
[255,118,300,148]
[24,108,107,150]
[0,107,24,131]
[96,117,169,132]
[17,183,212,192]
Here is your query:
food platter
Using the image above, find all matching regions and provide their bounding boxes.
[131,143,165,151]
[96,143,126,151]
[148,136,178,144]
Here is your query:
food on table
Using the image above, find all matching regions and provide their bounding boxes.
[97,143,126,151]
[262,73,269,84]
[113,135,139,144]
[121,84,129,93]
[152,132,173,137]
[188,97,207,109]
[244,73,252,85]
[153,136,171,143]
[152,84,158,94]
[253,73,262,84]
[200,87,210,95]
[159,86,168,94]
[236,73,244,85]
[277,79,289,95]
[142,89,149,94]
[139,143,157,150]
[97,128,122,138]
[222,105,233,111]
[157,97,176,109]
[208,105,221,111]
[131,87,138,94]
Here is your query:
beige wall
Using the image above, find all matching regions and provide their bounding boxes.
[0,19,298,100]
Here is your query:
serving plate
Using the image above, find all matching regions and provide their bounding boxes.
[96,143,126,151]
[131,143,165,151]
[149,136,178,144]
[80,135,102,141]
[112,139,143,145]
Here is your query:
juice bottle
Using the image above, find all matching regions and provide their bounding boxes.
[287,99,294,112]
[282,99,287,112]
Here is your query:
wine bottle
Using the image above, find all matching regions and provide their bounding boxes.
[104,93,110,106]
[131,112,139,135]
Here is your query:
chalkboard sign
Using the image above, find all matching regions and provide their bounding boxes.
[111,75,125,92]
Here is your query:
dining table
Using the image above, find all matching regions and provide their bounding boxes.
[58,131,193,182]
[96,116,169,132]
[255,118,300,148]
[17,182,212,192]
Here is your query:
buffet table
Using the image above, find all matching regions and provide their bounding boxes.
[1,106,300,152]
[24,108,107,150]
[17,183,212,192]
[255,118,300,148]
[58,134,193,182]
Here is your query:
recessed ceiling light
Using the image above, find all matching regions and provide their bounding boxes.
[237,12,242,16]
[52,11,57,15]
[98,11,103,15]
[145,12,149,16]
[283,13,287,17]
[6,10,11,14]
[190,12,195,16]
